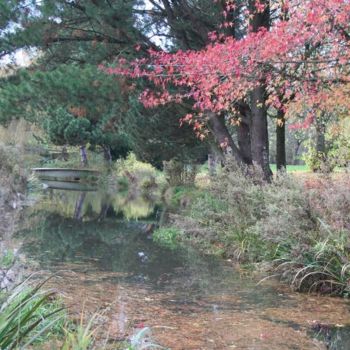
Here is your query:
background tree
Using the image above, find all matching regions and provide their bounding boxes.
[124,96,208,168]
[0,64,132,164]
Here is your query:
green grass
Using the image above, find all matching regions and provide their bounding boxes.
[0,250,16,269]
[270,164,310,172]
[270,164,348,173]
[198,162,310,174]
[153,227,182,250]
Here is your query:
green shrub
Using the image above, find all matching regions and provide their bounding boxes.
[116,176,130,192]
[0,250,15,270]
[113,153,162,190]
[328,119,350,168]
[153,227,182,250]
[0,146,24,180]
[164,185,202,209]
[302,146,336,173]
[115,153,158,178]
[300,124,350,172]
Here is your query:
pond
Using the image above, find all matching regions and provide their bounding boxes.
[14,185,350,349]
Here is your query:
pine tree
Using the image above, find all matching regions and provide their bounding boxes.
[0,0,230,164]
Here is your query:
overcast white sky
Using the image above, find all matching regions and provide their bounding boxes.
[0,49,32,67]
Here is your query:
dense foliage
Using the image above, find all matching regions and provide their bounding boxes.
[165,161,350,295]
[0,0,220,166]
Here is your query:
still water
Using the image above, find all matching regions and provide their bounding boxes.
[16,186,350,349]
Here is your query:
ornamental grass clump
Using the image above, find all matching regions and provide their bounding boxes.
[0,279,64,349]
[60,313,97,350]
[276,225,350,295]
[278,176,350,294]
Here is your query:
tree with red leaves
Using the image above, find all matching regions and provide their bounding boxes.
[104,0,350,180]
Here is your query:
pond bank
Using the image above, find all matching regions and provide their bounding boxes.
[158,166,350,297]
[0,202,30,291]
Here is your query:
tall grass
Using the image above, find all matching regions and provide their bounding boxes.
[276,223,350,294]
[0,279,64,349]
[60,312,97,350]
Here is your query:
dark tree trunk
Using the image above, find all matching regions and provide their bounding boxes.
[250,86,273,180]
[316,122,326,155]
[74,192,86,220]
[208,141,225,173]
[207,111,245,165]
[236,101,253,164]
[80,145,88,167]
[103,145,112,164]
[315,119,327,172]
[98,204,110,221]
[208,153,217,176]
[237,120,252,164]
[62,146,69,161]
[276,110,286,170]
[249,0,272,181]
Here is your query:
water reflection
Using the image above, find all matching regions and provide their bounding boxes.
[32,187,159,221]
[42,180,98,192]
[16,187,350,349]
[19,189,286,301]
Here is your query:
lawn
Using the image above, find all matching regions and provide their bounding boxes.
[270,164,310,172]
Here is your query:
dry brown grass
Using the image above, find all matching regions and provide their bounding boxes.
[0,119,44,148]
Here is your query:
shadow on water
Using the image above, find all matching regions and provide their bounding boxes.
[16,186,350,349]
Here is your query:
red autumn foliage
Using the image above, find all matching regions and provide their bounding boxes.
[102,0,350,132]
